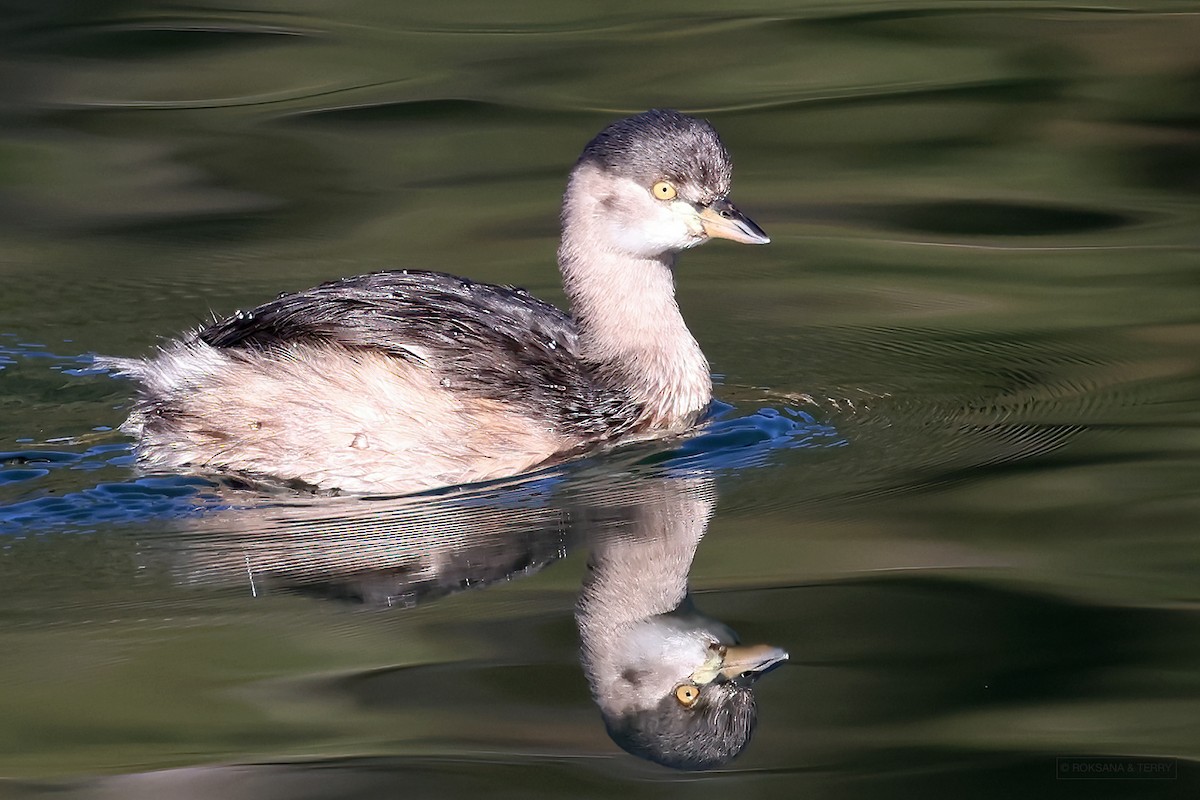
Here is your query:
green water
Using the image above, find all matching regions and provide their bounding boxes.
[2,1,1199,796]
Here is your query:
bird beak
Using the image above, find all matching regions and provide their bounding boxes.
[692,643,789,685]
[698,198,770,245]
[717,644,789,683]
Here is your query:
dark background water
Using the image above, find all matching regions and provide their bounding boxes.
[1,1,1199,796]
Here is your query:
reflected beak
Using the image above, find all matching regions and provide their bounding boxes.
[692,642,789,685]
[717,644,789,684]
[698,198,770,245]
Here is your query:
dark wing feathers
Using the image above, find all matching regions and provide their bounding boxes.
[196,270,635,437]
[200,271,575,356]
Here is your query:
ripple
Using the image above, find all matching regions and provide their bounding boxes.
[20,20,317,60]
[0,468,50,485]
[0,341,224,532]
[664,402,846,472]
[0,472,221,531]
[865,200,1134,237]
[287,97,548,125]
[728,324,1176,509]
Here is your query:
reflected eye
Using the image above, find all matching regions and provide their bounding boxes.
[652,181,677,200]
[674,684,700,707]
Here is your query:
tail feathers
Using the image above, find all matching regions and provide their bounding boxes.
[94,355,147,378]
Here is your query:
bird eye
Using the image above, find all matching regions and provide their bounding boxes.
[674,684,700,707]
[652,181,677,200]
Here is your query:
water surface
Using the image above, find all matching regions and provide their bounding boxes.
[1,1,1199,796]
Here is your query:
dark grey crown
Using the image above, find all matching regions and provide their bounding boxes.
[578,109,733,199]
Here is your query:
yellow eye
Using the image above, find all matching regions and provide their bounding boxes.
[652,181,677,201]
[674,684,700,707]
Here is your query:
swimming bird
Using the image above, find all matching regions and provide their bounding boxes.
[575,476,787,769]
[109,109,769,493]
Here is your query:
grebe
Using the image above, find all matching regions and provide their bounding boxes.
[110,109,769,493]
[576,476,788,769]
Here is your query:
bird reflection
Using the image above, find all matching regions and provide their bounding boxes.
[160,470,786,769]
[574,477,787,769]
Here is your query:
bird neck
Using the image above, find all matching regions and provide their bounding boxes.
[557,169,712,430]
[577,480,710,627]
[575,477,717,715]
